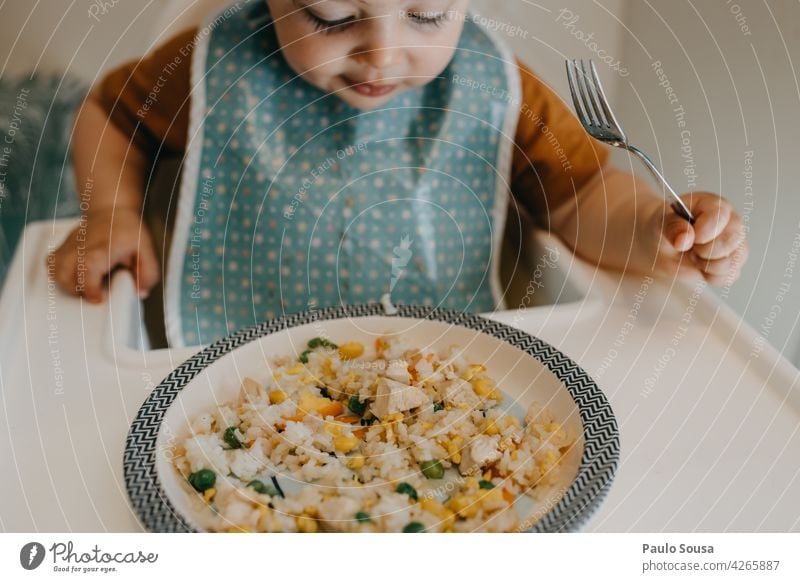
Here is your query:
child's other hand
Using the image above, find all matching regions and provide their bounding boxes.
[652,192,749,285]
[49,207,160,303]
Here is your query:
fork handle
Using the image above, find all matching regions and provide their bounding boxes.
[625,144,696,225]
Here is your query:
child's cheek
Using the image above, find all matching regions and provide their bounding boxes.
[284,34,345,78]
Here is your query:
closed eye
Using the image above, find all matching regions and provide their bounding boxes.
[303,9,356,33]
[407,12,448,28]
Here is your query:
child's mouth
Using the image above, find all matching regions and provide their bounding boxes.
[343,76,397,98]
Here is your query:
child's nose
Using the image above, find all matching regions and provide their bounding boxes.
[358,45,396,70]
[353,25,398,70]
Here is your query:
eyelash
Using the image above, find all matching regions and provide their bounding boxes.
[408,12,448,28]
[302,10,355,34]
[302,10,448,35]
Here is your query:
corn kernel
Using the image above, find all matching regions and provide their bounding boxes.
[286,363,303,375]
[299,391,334,414]
[296,515,318,533]
[478,487,505,507]
[462,364,487,381]
[322,358,334,376]
[484,421,500,436]
[347,455,365,470]
[203,488,216,502]
[334,434,359,453]
[272,372,282,380]
[471,378,494,397]
[420,497,443,513]
[269,390,288,404]
[448,495,479,519]
[324,421,342,437]
[304,505,319,518]
[338,342,364,360]
[452,454,461,464]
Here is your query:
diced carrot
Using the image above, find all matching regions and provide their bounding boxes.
[276,412,306,429]
[336,415,360,424]
[408,364,418,383]
[502,488,514,504]
[353,428,367,439]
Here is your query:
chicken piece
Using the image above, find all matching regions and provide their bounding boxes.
[458,435,501,476]
[437,378,479,407]
[370,377,430,419]
[385,359,411,384]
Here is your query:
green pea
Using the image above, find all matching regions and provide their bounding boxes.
[395,482,418,501]
[299,350,312,364]
[247,479,278,496]
[478,480,495,490]
[354,511,372,523]
[223,426,243,449]
[433,401,445,412]
[308,337,337,349]
[402,521,425,533]
[420,460,444,480]
[348,395,367,415]
[188,469,216,492]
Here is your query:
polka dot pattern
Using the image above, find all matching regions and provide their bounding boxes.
[175,2,513,345]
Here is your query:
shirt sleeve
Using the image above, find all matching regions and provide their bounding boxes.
[510,59,609,226]
[93,27,197,159]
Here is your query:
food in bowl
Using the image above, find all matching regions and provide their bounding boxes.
[172,335,577,532]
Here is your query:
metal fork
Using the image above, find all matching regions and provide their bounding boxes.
[566,59,696,224]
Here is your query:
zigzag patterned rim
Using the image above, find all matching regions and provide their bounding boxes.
[124,303,619,532]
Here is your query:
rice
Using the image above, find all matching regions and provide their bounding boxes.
[172,335,577,532]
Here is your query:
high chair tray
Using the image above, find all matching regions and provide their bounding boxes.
[1,219,798,532]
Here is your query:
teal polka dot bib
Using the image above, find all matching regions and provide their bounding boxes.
[165,1,521,347]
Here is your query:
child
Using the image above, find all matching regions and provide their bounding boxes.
[51,0,747,347]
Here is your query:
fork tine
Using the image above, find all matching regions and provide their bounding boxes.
[581,59,610,128]
[588,60,626,141]
[566,60,592,129]
[577,59,604,129]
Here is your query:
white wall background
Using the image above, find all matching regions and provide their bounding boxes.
[613,1,800,366]
[1,0,798,365]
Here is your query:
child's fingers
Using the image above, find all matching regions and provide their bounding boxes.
[686,193,733,245]
[692,238,749,276]
[692,213,745,261]
[132,243,160,298]
[50,243,81,297]
[661,209,695,252]
[83,248,113,303]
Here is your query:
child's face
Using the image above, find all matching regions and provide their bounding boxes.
[266,0,469,109]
